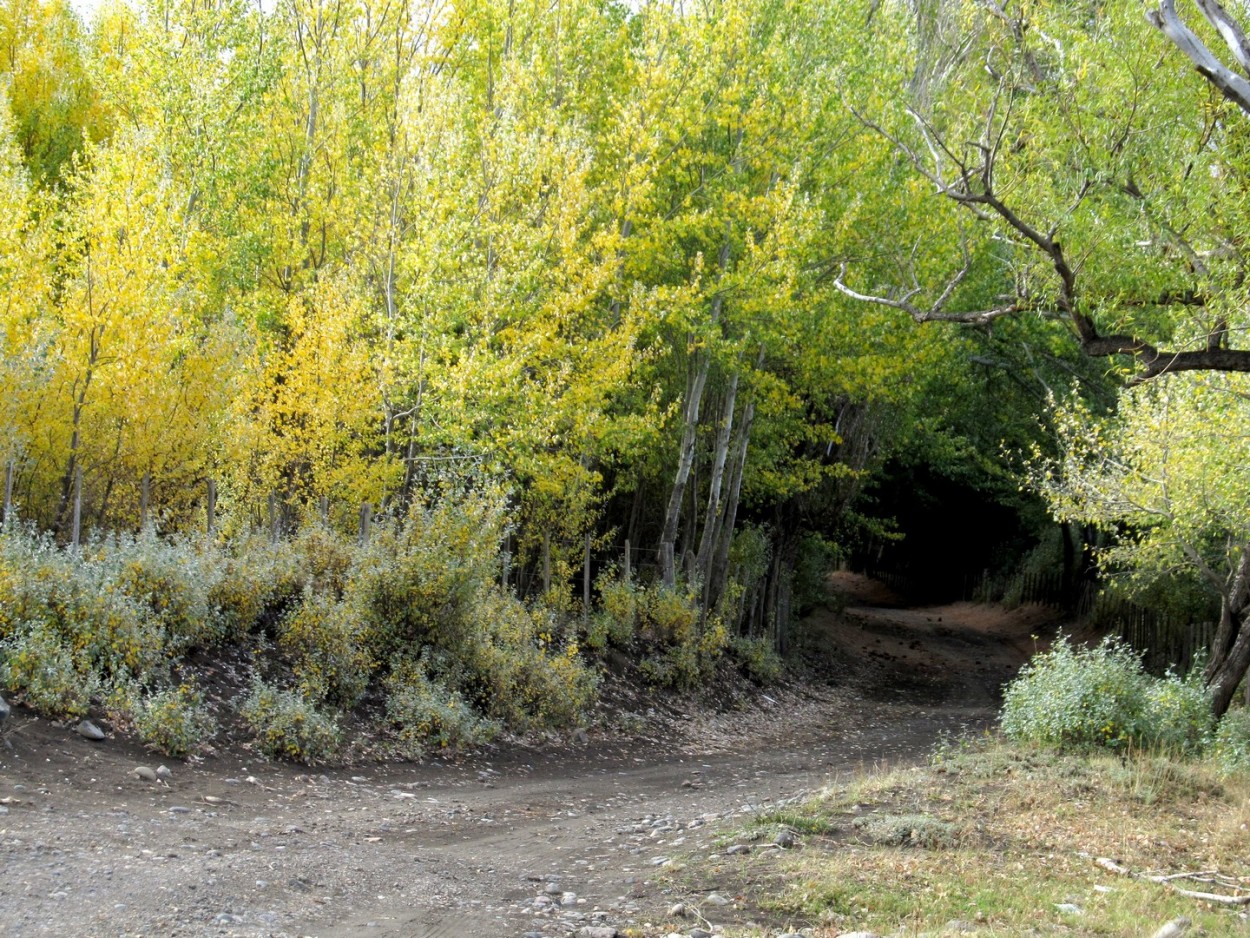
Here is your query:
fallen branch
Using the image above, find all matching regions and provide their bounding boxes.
[1095,857,1250,906]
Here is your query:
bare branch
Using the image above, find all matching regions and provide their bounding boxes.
[1149,0,1250,114]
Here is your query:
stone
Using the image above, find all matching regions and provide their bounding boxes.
[774,830,796,849]
[726,844,751,855]
[576,928,617,938]
[688,930,714,938]
[1152,918,1191,938]
[545,881,563,895]
[944,920,977,934]
[571,728,590,745]
[668,902,687,917]
[133,766,157,782]
[155,765,172,781]
[76,719,105,741]
[839,933,880,938]
[703,892,730,906]
[1055,903,1082,915]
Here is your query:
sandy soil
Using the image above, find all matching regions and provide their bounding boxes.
[0,574,1068,938]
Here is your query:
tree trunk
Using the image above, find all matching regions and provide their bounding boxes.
[1207,614,1250,717]
[706,392,756,615]
[658,238,731,584]
[695,370,740,581]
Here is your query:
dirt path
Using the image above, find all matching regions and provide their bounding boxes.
[0,576,1066,938]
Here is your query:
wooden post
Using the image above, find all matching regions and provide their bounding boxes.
[268,493,278,544]
[358,502,372,545]
[583,532,591,618]
[2,460,12,528]
[206,479,216,537]
[542,531,551,593]
[319,495,329,527]
[140,473,151,535]
[623,539,631,583]
[70,466,82,551]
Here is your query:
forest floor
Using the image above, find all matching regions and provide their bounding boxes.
[0,574,1070,938]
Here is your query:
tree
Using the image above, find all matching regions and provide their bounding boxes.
[837,0,1250,713]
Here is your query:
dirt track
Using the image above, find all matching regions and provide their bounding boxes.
[0,575,1066,938]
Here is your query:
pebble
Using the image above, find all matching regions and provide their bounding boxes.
[703,892,730,906]
[133,767,157,782]
[576,928,617,938]
[545,882,563,895]
[688,929,714,938]
[76,719,105,741]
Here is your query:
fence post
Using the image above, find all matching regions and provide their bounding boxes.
[623,538,631,583]
[2,460,12,529]
[70,466,82,551]
[140,472,151,535]
[542,531,551,593]
[206,479,216,537]
[268,493,278,544]
[583,532,591,619]
[358,502,372,546]
[319,495,329,527]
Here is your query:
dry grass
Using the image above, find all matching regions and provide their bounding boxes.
[666,738,1250,937]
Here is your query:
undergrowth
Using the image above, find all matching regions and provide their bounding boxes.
[0,480,781,760]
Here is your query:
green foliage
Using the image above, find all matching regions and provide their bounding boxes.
[729,635,783,684]
[1212,708,1250,774]
[354,483,511,661]
[279,591,373,708]
[588,572,639,650]
[240,679,341,764]
[1002,637,1214,754]
[131,683,217,757]
[1,624,91,718]
[383,658,496,756]
[1002,637,1150,750]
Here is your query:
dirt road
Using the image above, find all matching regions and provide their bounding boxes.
[0,576,1064,938]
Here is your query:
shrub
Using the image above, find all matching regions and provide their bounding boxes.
[132,683,217,757]
[1212,707,1250,774]
[1001,636,1149,750]
[241,679,341,763]
[1002,636,1217,755]
[1141,666,1214,755]
[353,485,509,660]
[1,625,92,718]
[461,590,596,729]
[384,658,495,755]
[730,634,783,684]
[279,591,373,708]
[112,538,224,653]
[591,574,639,649]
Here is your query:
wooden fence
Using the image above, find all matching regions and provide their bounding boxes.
[867,563,1216,676]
